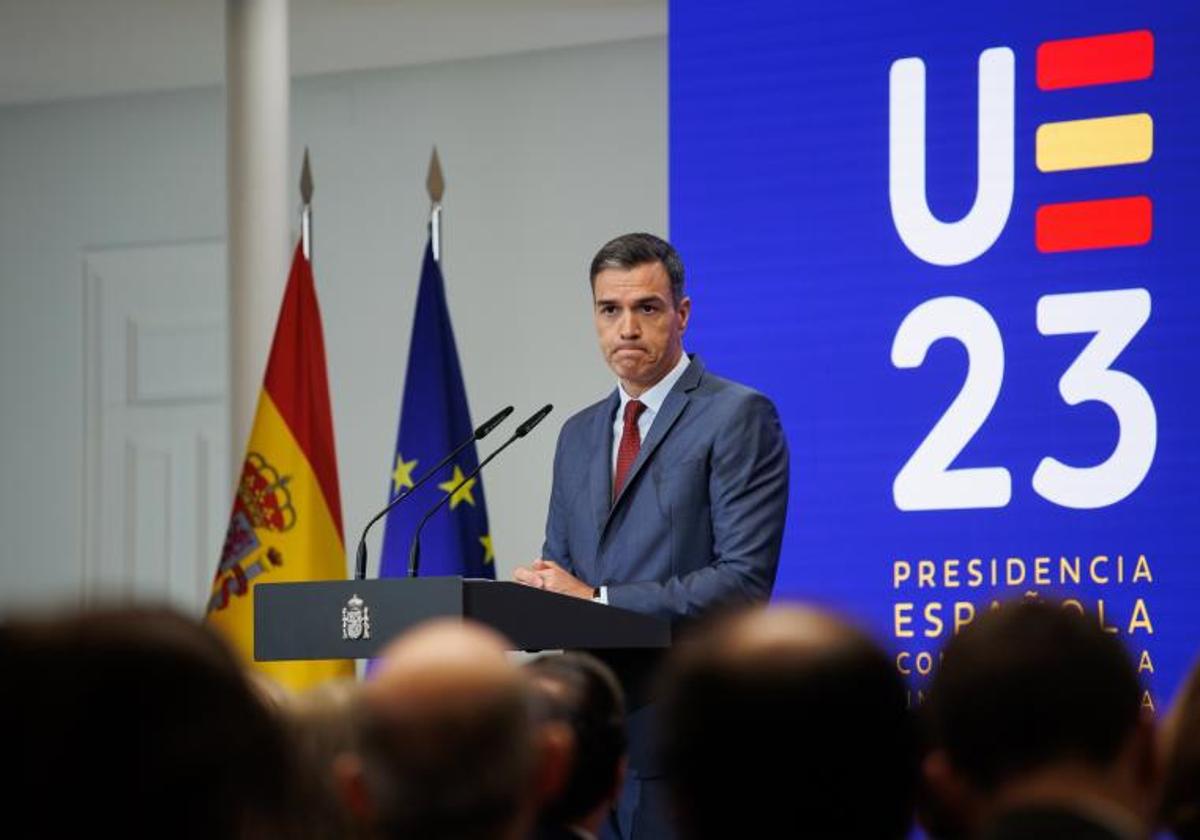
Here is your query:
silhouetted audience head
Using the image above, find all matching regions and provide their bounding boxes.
[1161,657,1200,840]
[338,619,538,840]
[284,678,366,839]
[659,604,917,839]
[924,600,1157,838]
[0,606,305,838]
[526,652,627,837]
[914,712,972,840]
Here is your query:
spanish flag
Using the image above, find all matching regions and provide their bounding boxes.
[207,243,353,690]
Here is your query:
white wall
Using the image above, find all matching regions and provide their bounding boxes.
[0,87,227,610]
[0,36,666,613]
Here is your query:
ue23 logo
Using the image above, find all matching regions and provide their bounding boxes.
[885,31,1157,513]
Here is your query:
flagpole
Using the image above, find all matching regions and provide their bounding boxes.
[300,147,313,262]
[427,146,445,263]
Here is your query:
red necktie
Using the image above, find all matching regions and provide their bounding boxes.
[613,399,646,502]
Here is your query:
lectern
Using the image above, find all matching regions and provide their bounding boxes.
[254,577,670,661]
[254,577,673,769]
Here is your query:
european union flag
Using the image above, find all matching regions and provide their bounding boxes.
[378,241,494,579]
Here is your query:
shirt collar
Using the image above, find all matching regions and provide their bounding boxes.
[617,352,691,416]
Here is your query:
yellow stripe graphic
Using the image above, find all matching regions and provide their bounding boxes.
[1036,113,1153,172]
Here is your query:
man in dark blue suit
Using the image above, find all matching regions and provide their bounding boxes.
[514,232,790,839]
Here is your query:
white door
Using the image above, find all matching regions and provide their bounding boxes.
[83,240,229,615]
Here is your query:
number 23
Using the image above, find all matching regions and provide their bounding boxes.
[891,289,1156,511]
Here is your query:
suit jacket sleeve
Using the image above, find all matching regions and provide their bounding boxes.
[605,392,789,621]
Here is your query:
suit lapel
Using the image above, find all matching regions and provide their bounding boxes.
[603,356,705,532]
[589,391,619,538]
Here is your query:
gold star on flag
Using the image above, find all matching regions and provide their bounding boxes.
[438,465,477,510]
[479,534,495,565]
[392,454,418,495]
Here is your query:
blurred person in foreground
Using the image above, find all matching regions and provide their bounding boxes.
[0,605,306,838]
[923,600,1159,840]
[526,652,628,840]
[1161,656,1200,839]
[334,619,542,840]
[283,677,366,839]
[659,603,918,839]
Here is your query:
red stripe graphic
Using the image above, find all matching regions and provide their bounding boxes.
[1037,30,1154,90]
[1035,196,1152,253]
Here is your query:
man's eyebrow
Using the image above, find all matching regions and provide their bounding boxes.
[594,296,666,308]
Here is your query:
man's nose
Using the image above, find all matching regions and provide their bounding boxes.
[618,311,640,338]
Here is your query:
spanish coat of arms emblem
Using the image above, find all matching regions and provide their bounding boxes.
[341,594,371,641]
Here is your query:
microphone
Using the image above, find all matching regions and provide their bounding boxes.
[408,404,553,578]
[353,405,514,580]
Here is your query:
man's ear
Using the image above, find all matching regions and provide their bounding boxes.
[533,722,575,806]
[332,751,375,825]
[920,748,979,837]
[609,754,629,805]
[1129,711,1163,816]
[677,296,692,332]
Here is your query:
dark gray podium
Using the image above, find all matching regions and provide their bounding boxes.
[256,576,672,752]
[254,577,670,663]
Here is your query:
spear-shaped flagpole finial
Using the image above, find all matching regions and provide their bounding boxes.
[427,146,444,262]
[426,146,445,204]
[300,147,314,205]
[300,147,314,261]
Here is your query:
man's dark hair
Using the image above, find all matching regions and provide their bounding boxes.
[589,232,686,307]
[659,607,918,840]
[0,606,306,838]
[527,653,627,826]
[928,600,1142,792]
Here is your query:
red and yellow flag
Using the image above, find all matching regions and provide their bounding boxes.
[207,243,353,690]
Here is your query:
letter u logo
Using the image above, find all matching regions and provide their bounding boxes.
[889,47,1015,266]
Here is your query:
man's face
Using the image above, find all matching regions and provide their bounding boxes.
[592,261,690,395]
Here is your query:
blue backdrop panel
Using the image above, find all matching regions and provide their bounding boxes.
[670,0,1200,707]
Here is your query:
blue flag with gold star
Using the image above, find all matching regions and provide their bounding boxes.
[378,241,494,579]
